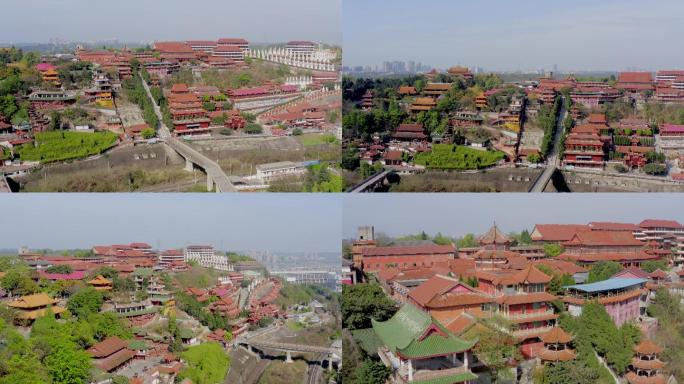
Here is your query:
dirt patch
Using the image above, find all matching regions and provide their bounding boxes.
[15,144,194,192]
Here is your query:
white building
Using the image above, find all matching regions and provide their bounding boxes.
[184,245,234,271]
[159,249,185,265]
[255,161,308,181]
[286,41,316,55]
[270,270,338,290]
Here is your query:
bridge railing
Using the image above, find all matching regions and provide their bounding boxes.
[346,169,390,193]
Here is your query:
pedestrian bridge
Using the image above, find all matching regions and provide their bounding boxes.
[239,339,341,364]
[347,169,392,193]
[166,137,236,192]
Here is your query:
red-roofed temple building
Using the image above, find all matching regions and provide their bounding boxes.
[626,340,666,384]
[570,86,620,108]
[153,42,196,62]
[617,72,655,93]
[227,85,300,113]
[391,123,428,142]
[168,83,211,135]
[476,265,558,358]
[362,244,456,273]
[87,337,136,373]
[562,132,605,168]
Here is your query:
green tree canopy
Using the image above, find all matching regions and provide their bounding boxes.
[543,243,564,257]
[179,342,230,384]
[67,288,103,318]
[587,261,622,283]
[341,284,397,330]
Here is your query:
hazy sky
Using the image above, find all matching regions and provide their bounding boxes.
[0,0,341,45]
[343,194,684,239]
[0,194,341,252]
[343,0,684,71]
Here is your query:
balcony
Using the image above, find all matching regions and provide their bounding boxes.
[514,325,554,338]
[505,309,555,320]
[396,365,469,384]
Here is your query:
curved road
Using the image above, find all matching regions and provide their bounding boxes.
[139,73,236,192]
[529,96,567,192]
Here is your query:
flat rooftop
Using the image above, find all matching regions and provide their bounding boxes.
[564,278,646,293]
[256,161,301,171]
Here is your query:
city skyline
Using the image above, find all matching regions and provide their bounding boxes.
[0,0,341,45]
[343,194,684,239]
[343,0,684,71]
[0,194,341,252]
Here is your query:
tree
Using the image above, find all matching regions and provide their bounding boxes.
[141,127,156,139]
[643,163,666,175]
[67,287,103,317]
[111,376,129,384]
[179,342,230,384]
[201,101,215,111]
[641,260,668,273]
[341,148,360,171]
[1,268,39,296]
[113,276,135,292]
[519,229,532,245]
[456,233,477,248]
[244,123,263,134]
[587,261,622,283]
[537,360,599,384]
[223,330,233,344]
[354,360,391,384]
[433,232,453,245]
[0,319,50,384]
[537,265,574,295]
[471,316,521,383]
[30,313,93,384]
[87,312,132,341]
[240,112,256,123]
[45,265,73,274]
[527,153,541,163]
[292,127,303,136]
[42,338,92,384]
[572,302,636,374]
[341,284,397,330]
[543,243,564,257]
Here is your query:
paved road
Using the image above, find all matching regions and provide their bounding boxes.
[529,96,567,192]
[139,73,236,192]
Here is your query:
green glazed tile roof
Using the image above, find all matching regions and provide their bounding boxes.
[371,303,476,358]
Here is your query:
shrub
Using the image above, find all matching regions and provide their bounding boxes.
[244,123,263,134]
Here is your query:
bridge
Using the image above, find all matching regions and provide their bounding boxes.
[347,169,392,193]
[139,74,236,192]
[528,96,567,193]
[239,339,341,366]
